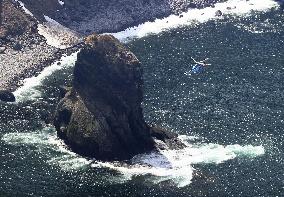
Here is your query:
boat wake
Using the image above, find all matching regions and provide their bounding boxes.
[1,127,265,187]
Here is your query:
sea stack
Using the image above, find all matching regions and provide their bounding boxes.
[54,34,157,161]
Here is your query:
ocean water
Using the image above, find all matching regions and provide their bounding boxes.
[0,0,284,196]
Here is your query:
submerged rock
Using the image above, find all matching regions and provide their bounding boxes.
[0,90,16,102]
[54,34,158,161]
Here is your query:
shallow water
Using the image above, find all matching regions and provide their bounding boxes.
[0,0,284,196]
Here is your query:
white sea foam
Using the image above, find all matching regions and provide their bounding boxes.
[110,0,278,42]
[92,136,265,187]
[38,15,80,49]
[235,18,281,34]
[1,127,92,171]
[14,0,34,16]
[1,128,265,186]
[13,51,78,102]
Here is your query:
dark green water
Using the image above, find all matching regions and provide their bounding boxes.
[0,4,284,197]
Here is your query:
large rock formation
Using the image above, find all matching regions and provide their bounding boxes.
[54,34,158,161]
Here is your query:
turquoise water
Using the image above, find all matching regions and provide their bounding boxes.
[0,3,283,197]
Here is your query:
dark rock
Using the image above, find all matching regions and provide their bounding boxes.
[54,34,157,161]
[54,34,185,161]
[150,126,186,150]
[41,110,52,124]
[151,126,178,141]
[215,10,222,17]
[0,90,16,102]
[30,24,38,33]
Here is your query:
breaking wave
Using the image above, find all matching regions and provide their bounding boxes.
[12,0,279,103]
[93,135,264,187]
[110,0,278,41]
[1,127,92,171]
[13,51,78,102]
[1,128,265,187]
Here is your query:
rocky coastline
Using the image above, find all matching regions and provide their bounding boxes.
[0,0,226,92]
[21,0,225,35]
[2,0,283,92]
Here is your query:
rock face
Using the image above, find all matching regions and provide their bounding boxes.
[54,34,156,161]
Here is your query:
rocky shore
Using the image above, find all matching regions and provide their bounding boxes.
[21,0,224,35]
[0,0,225,92]
[0,0,71,91]
[0,0,82,91]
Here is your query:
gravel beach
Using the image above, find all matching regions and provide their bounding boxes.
[0,0,80,91]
